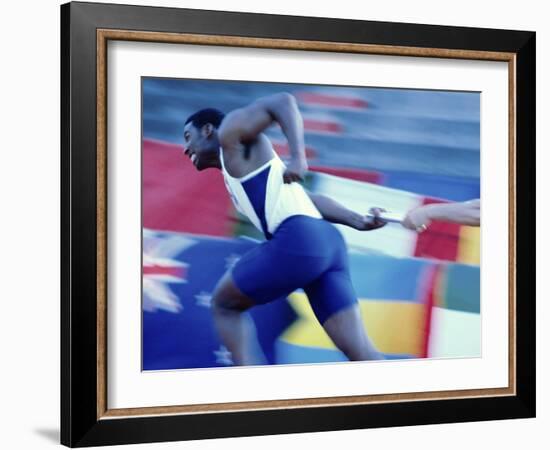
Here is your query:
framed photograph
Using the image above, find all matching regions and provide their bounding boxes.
[61,1,535,447]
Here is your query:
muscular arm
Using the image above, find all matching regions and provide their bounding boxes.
[308,192,386,231]
[403,199,480,230]
[219,93,304,157]
[218,93,307,182]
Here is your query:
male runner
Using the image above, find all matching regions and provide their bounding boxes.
[183,92,386,365]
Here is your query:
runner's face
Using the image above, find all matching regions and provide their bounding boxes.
[183,122,219,170]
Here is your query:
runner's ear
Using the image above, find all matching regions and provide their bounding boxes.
[202,123,214,137]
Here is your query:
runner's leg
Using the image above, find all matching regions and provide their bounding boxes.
[211,270,267,366]
[305,270,384,361]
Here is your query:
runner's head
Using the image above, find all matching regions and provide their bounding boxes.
[183,108,225,170]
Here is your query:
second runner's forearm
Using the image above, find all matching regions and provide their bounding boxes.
[424,201,480,226]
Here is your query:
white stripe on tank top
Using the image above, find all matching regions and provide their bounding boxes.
[219,147,322,238]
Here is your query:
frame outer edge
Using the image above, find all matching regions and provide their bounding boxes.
[515,32,536,416]
[60,1,72,447]
[66,2,103,447]
[71,1,531,52]
[62,2,535,446]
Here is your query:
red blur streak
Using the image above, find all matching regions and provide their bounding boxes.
[309,165,383,184]
[420,264,441,358]
[414,197,460,261]
[303,118,343,134]
[143,138,232,236]
[272,142,316,159]
[143,265,187,279]
[296,92,369,109]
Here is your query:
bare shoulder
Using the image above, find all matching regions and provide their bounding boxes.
[218,93,294,147]
[218,104,266,145]
[217,108,246,147]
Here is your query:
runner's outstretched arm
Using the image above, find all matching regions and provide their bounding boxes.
[308,192,386,231]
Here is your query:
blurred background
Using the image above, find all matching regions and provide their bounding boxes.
[142,78,480,370]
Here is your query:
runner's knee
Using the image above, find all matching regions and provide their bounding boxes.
[212,275,254,313]
[212,294,249,314]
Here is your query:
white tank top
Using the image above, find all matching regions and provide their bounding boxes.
[219,147,322,238]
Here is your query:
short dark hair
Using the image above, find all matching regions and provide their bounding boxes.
[185,108,225,129]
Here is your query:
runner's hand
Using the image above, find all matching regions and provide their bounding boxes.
[283,157,308,184]
[402,206,430,232]
[361,207,387,231]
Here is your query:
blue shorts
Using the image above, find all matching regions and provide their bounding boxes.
[232,215,358,324]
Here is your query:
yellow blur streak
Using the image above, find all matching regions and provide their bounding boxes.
[457,226,480,265]
[281,293,426,356]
